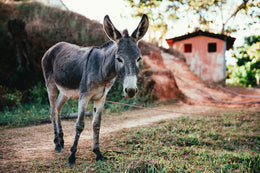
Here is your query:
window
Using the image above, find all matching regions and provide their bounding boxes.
[184,44,192,53]
[208,43,216,52]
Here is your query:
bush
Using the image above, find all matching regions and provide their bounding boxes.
[28,82,47,104]
[5,88,23,107]
[227,36,260,87]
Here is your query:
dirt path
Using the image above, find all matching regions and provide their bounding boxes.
[0,104,219,171]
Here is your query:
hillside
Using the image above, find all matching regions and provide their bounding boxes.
[0,1,107,89]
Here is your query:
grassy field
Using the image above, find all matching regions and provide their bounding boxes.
[25,109,260,172]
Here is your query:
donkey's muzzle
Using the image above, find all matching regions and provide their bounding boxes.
[125,88,138,98]
[123,75,138,98]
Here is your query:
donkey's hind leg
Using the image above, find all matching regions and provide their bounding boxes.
[56,93,69,149]
[46,80,62,152]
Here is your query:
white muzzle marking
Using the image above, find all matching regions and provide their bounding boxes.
[123,75,138,98]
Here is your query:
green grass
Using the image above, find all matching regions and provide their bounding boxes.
[0,99,85,127]
[29,109,260,172]
[0,103,49,126]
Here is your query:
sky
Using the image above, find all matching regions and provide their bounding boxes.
[62,0,259,50]
[62,0,140,34]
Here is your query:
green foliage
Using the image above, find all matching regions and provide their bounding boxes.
[5,88,23,106]
[0,99,94,128]
[227,35,260,87]
[126,0,174,43]
[0,103,49,127]
[0,85,23,108]
[27,82,48,104]
[245,35,260,46]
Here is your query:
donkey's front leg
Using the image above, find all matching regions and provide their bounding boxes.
[93,96,106,161]
[68,94,89,165]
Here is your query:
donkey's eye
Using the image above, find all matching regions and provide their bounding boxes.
[137,57,142,62]
[116,57,124,63]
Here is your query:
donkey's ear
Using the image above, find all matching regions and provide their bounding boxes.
[131,14,149,42]
[103,15,122,43]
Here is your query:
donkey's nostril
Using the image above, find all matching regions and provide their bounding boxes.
[126,88,136,98]
[125,88,128,93]
[135,88,139,93]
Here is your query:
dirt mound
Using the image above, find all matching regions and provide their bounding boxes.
[150,71,185,101]
[138,41,185,102]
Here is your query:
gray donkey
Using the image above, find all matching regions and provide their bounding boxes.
[41,14,149,165]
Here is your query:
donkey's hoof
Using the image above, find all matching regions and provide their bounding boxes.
[55,144,62,152]
[55,147,62,153]
[68,154,76,165]
[68,159,75,166]
[68,160,75,166]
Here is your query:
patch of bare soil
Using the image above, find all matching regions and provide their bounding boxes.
[138,41,184,101]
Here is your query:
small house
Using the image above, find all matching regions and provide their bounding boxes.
[166,30,235,83]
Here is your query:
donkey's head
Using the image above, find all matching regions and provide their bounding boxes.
[103,14,149,98]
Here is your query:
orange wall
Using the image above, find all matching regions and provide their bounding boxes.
[173,36,226,82]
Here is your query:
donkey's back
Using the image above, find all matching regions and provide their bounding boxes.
[42,42,92,90]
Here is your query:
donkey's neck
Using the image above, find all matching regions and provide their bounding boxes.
[100,42,117,82]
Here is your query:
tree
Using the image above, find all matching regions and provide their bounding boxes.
[126,0,173,44]
[227,35,260,87]
[124,0,260,44]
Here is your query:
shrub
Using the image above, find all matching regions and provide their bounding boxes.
[28,82,47,104]
[227,36,260,87]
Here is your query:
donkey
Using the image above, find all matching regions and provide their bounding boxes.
[41,14,149,165]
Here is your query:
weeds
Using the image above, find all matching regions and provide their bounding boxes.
[0,103,49,127]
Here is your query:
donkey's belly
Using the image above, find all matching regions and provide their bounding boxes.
[56,84,107,101]
[56,84,79,100]
[91,86,106,101]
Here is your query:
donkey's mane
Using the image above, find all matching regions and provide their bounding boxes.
[99,40,114,49]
